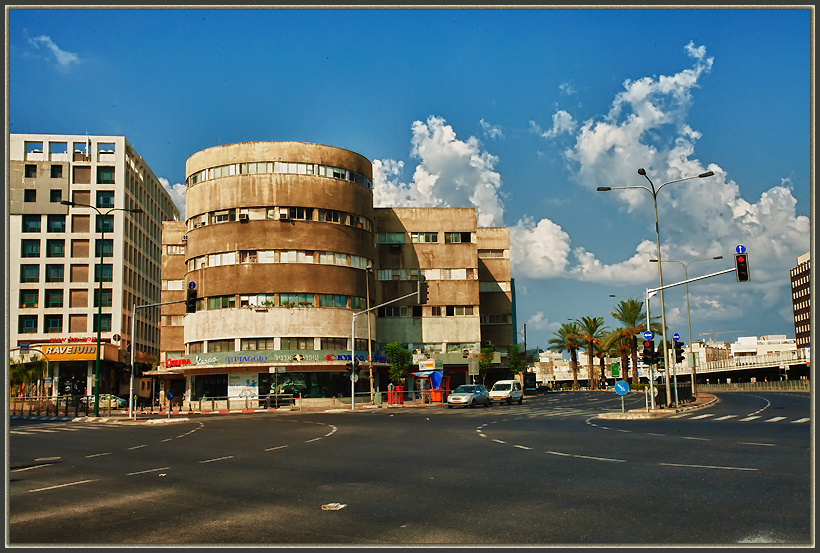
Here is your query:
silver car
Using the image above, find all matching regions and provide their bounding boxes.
[447,384,490,408]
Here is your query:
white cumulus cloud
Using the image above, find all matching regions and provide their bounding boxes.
[28,35,79,67]
[160,178,186,220]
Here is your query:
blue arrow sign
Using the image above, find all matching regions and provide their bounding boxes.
[736,244,746,254]
[188,281,196,289]
[673,333,680,341]
[614,380,630,396]
[644,331,653,340]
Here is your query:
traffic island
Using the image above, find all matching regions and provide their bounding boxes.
[595,393,718,420]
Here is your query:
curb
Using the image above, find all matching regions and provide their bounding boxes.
[595,394,718,420]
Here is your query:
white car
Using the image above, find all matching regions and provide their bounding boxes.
[447,385,490,408]
[489,380,524,405]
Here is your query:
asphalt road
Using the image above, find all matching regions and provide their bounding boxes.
[8,390,812,545]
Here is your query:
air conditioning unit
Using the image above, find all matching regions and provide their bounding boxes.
[194,222,204,228]
[279,212,289,220]
[181,235,187,241]
[238,213,249,222]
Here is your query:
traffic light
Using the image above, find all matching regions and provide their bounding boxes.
[735,253,750,282]
[186,288,197,313]
[642,340,655,365]
[674,340,685,364]
[417,275,428,304]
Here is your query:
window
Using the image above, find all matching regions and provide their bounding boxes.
[411,232,438,244]
[96,191,115,208]
[288,207,313,220]
[318,294,347,308]
[25,165,37,178]
[446,305,474,316]
[161,279,185,291]
[241,338,276,351]
[93,314,112,333]
[21,265,39,283]
[318,209,345,224]
[207,295,235,310]
[22,215,41,233]
[208,339,234,352]
[70,264,89,282]
[96,214,114,233]
[73,165,91,184]
[280,250,313,264]
[69,289,88,308]
[94,288,113,307]
[51,165,63,178]
[18,315,38,334]
[167,245,185,255]
[280,337,314,350]
[377,232,405,244]
[240,250,258,263]
[279,293,313,307]
[22,239,40,258]
[94,264,113,282]
[71,240,90,257]
[188,342,204,354]
[378,306,408,317]
[46,264,64,283]
[478,249,505,258]
[208,252,236,267]
[24,189,37,202]
[481,314,510,324]
[239,294,275,307]
[45,290,64,308]
[46,239,65,258]
[95,239,114,258]
[321,337,347,350]
[47,215,66,233]
[97,166,115,184]
[445,232,472,243]
[50,189,62,202]
[20,290,38,308]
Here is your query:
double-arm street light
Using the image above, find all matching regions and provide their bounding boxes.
[598,168,715,408]
[61,200,143,416]
[650,255,723,399]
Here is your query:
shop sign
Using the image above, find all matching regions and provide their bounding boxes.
[42,344,98,360]
[48,336,98,343]
[228,373,258,398]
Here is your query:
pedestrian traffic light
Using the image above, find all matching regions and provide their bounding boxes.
[674,340,685,364]
[417,275,428,304]
[642,340,655,365]
[735,253,750,282]
[186,288,197,313]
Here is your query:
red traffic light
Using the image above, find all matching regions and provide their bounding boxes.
[644,341,652,348]
[737,256,745,263]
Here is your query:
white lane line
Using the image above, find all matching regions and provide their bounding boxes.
[546,451,571,457]
[35,457,61,461]
[738,416,761,422]
[264,445,288,451]
[764,417,786,423]
[10,431,33,435]
[648,433,666,437]
[27,428,58,433]
[514,445,532,450]
[85,452,112,458]
[713,415,738,421]
[670,414,689,418]
[127,444,147,450]
[127,467,170,476]
[571,454,627,463]
[492,439,506,444]
[738,442,775,446]
[199,456,234,464]
[478,433,487,438]
[682,437,710,441]
[304,437,322,443]
[660,462,757,472]
[615,429,632,433]
[690,414,715,420]
[792,418,810,424]
[28,479,97,493]
[11,464,53,472]
[161,438,173,442]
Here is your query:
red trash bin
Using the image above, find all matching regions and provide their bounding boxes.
[396,386,404,405]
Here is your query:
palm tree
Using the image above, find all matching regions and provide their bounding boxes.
[576,316,607,390]
[548,322,582,391]
[609,299,661,386]
[602,330,630,385]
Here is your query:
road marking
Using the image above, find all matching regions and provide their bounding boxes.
[85,452,111,458]
[712,415,738,421]
[670,414,689,418]
[764,417,786,423]
[11,463,53,472]
[546,451,571,457]
[10,431,33,435]
[304,437,322,443]
[792,418,810,424]
[738,442,775,446]
[690,413,715,419]
[659,462,757,471]
[127,444,147,450]
[264,445,288,451]
[682,436,710,441]
[571,454,626,463]
[27,428,58,433]
[478,433,486,438]
[615,429,632,433]
[199,456,234,464]
[738,416,761,422]
[648,433,666,437]
[28,479,97,493]
[127,467,170,476]
[35,457,61,461]
[492,439,506,444]
[514,445,532,450]
[161,438,173,442]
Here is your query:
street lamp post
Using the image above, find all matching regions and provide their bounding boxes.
[598,168,714,408]
[61,200,142,417]
[650,256,723,399]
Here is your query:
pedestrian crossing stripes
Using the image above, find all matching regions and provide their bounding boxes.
[738,415,761,422]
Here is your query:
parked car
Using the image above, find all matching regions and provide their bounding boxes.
[447,385,490,408]
[489,380,524,405]
[83,394,127,409]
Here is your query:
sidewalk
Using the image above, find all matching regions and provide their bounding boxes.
[596,392,718,420]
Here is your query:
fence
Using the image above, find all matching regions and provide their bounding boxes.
[697,380,810,393]
[9,395,101,417]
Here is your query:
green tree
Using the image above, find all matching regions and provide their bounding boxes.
[576,316,607,390]
[604,330,632,384]
[479,346,495,386]
[548,322,582,391]
[507,344,525,375]
[10,355,46,397]
[610,298,662,385]
[384,342,412,383]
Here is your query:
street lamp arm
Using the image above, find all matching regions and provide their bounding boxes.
[597,185,654,197]
[655,171,715,195]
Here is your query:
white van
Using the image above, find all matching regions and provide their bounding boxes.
[489,380,523,405]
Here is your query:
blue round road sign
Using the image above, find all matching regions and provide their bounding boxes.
[644,330,653,340]
[614,380,630,396]
[736,244,746,254]
[188,281,196,290]
[166,389,175,400]
[673,333,680,341]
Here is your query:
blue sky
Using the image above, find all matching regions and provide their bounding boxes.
[8,7,813,352]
